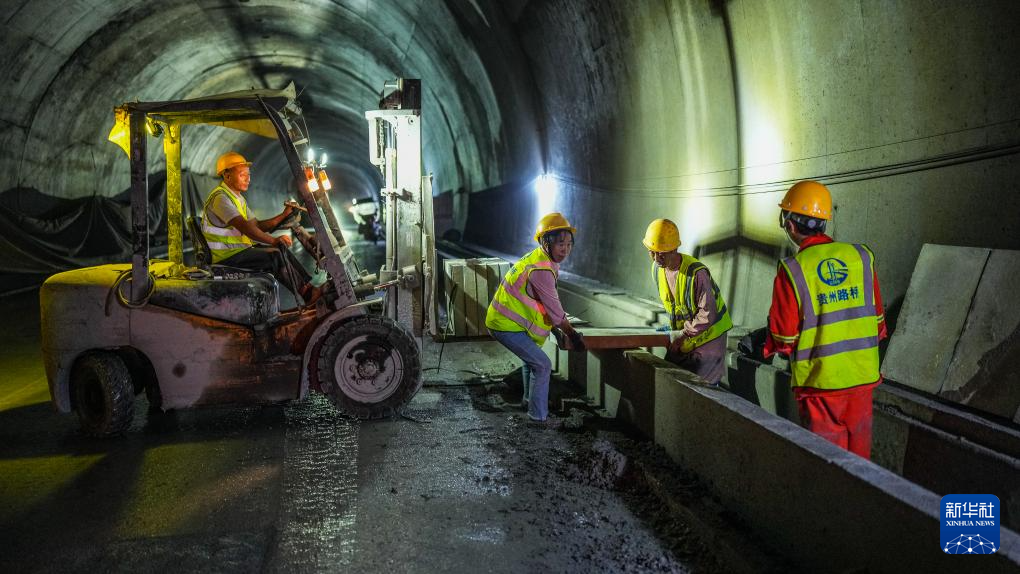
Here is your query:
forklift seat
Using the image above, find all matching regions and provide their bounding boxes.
[149,274,281,326]
[186,216,213,269]
[187,215,260,278]
[158,216,281,325]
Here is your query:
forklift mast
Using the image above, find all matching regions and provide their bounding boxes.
[365,79,438,338]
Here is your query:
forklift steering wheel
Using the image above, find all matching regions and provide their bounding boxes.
[271,209,303,233]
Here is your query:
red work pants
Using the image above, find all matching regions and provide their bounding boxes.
[795,385,874,459]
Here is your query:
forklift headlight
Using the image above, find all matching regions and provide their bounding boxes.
[317,170,332,191]
[304,166,320,192]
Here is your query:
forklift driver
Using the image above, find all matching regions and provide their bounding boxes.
[201,151,323,305]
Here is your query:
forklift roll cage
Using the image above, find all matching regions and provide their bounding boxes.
[115,83,358,307]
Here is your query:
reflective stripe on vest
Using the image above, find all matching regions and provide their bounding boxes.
[485,248,558,344]
[202,183,254,262]
[780,242,880,390]
[652,254,732,353]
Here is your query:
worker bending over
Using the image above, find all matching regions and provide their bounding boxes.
[643,219,732,385]
[764,180,887,459]
[486,213,581,425]
[202,151,321,305]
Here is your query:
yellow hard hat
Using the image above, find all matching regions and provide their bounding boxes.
[216,151,252,177]
[779,180,832,220]
[642,219,680,252]
[534,212,577,242]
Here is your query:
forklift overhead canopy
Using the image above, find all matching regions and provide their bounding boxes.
[107,83,300,156]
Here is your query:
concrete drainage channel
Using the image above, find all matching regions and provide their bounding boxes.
[443,243,1020,570]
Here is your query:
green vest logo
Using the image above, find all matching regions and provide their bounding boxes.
[817,258,848,286]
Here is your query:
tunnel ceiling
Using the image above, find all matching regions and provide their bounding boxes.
[0,0,541,206]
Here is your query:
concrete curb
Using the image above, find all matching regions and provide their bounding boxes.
[653,364,1020,573]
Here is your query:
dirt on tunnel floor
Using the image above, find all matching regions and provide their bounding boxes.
[334,337,786,574]
[0,281,784,573]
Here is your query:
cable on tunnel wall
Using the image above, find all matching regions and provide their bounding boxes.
[550,118,1020,199]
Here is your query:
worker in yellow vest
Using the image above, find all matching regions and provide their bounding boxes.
[485,212,582,425]
[202,151,321,304]
[764,180,888,459]
[643,219,732,385]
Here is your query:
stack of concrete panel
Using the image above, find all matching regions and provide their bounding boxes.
[443,257,509,336]
[882,244,1020,423]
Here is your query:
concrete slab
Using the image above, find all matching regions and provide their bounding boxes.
[882,244,990,394]
[616,351,677,439]
[585,349,628,416]
[566,349,587,390]
[878,404,1020,532]
[940,249,1020,418]
[569,327,668,350]
[725,355,799,423]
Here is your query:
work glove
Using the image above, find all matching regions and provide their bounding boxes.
[567,330,586,352]
[737,326,771,364]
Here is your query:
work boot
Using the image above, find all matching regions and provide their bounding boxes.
[527,415,563,430]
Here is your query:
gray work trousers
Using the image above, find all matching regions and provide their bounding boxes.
[665,334,727,385]
[219,246,311,296]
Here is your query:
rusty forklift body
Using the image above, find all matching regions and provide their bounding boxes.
[40,84,425,435]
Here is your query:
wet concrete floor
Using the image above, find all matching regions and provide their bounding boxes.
[0,239,776,573]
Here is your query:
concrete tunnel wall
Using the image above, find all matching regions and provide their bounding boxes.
[498,0,1020,329]
[2,0,1020,319]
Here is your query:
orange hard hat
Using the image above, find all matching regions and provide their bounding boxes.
[534,212,576,242]
[216,151,252,176]
[778,180,832,220]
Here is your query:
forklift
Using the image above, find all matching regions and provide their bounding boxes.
[40,80,437,436]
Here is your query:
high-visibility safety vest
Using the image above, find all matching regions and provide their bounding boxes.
[201,183,254,263]
[780,242,880,390]
[653,255,732,353]
[485,247,559,345]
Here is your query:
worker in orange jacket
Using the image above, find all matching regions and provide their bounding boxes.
[763,180,888,459]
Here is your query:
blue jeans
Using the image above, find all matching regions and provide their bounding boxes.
[489,329,552,420]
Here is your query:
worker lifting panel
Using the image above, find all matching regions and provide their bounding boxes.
[443,258,508,336]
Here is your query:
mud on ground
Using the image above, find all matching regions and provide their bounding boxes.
[377,350,787,574]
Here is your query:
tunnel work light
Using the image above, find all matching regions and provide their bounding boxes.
[320,152,328,167]
[535,173,558,215]
[535,173,556,195]
[306,147,316,164]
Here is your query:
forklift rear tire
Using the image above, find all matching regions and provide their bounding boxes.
[72,352,135,437]
[317,315,422,419]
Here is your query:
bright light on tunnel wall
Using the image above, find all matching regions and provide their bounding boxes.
[534,173,558,216]
[743,111,785,184]
[678,194,716,250]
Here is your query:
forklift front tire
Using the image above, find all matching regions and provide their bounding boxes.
[317,315,422,419]
[72,352,135,437]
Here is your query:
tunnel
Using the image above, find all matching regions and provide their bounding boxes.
[2,0,1020,572]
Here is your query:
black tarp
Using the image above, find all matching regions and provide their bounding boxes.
[0,171,215,294]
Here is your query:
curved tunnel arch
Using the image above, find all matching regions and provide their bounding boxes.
[2,0,1019,324]
[3,0,536,210]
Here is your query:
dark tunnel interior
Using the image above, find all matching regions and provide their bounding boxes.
[3,0,1020,322]
[3,1,1020,571]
